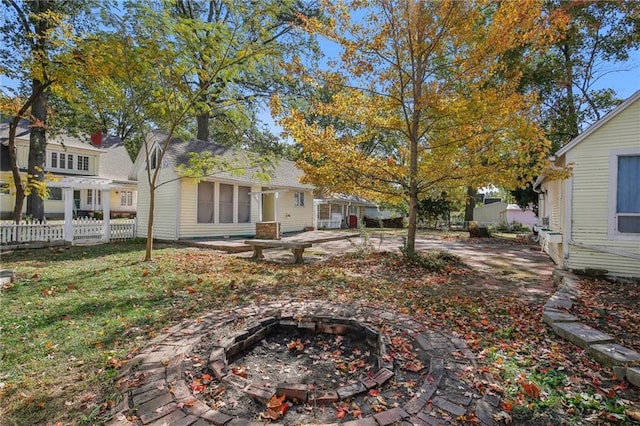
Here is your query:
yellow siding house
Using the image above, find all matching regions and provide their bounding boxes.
[129,137,315,241]
[0,121,137,219]
[534,90,640,278]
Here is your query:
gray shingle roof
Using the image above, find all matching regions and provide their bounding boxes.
[162,137,313,190]
[315,193,377,207]
[98,135,135,183]
[0,120,103,152]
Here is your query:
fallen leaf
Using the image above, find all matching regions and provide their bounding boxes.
[265,393,288,420]
[626,409,640,421]
[521,382,540,399]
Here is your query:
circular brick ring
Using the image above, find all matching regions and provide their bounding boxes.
[107,300,501,426]
[211,315,395,406]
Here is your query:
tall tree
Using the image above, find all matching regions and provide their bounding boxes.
[170,0,319,145]
[536,0,639,149]
[280,0,564,254]
[96,3,280,260]
[0,0,96,222]
[510,0,640,210]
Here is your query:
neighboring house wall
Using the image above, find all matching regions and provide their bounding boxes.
[500,206,537,229]
[473,202,507,225]
[1,124,137,220]
[132,137,314,240]
[564,96,640,277]
[135,168,178,240]
[178,179,262,239]
[536,91,640,278]
[278,190,314,233]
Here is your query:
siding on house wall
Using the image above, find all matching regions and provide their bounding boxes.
[178,180,261,239]
[473,202,507,225]
[539,164,566,267]
[136,168,179,240]
[278,190,314,233]
[565,99,640,277]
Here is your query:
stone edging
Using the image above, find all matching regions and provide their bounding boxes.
[543,268,640,388]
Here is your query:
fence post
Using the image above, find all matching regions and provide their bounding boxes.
[103,189,111,242]
[63,188,74,242]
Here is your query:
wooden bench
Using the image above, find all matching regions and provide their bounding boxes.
[244,239,313,264]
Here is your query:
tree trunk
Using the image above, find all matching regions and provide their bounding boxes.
[561,43,579,142]
[464,186,475,223]
[26,78,48,221]
[196,113,209,141]
[26,0,52,222]
[144,186,155,261]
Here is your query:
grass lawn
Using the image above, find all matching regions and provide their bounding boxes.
[0,236,638,425]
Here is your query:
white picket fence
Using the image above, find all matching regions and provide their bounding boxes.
[0,218,136,245]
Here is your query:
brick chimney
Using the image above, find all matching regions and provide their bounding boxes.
[90,131,103,147]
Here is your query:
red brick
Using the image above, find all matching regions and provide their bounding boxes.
[361,377,378,390]
[245,384,275,403]
[372,368,394,386]
[373,407,409,425]
[276,382,308,402]
[309,390,339,404]
[210,360,226,380]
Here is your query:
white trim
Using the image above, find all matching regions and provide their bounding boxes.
[608,147,640,241]
[175,179,181,240]
[563,176,572,261]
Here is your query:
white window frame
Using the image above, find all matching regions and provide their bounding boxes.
[78,155,89,171]
[87,189,102,207]
[120,191,133,206]
[294,191,305,207]
[197,181,215,223]
[50,152,58,168]
[608,147,640,240]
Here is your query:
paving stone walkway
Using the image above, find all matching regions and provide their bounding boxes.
[106,300,503,426]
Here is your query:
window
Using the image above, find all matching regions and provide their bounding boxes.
[48,187,62,200]
[87,189,101,206]
[120,191,133,206]
[318,204,330,220]
[219,183,234,223]
[149,146,162,169]
[67,154,73,169]
[51,152,58,168]
[616,155,640,233]
[197,182,215,223]
[238,186,251,223]
[294,191,305,207]
[78,155,89,171]
[59,153,66,169]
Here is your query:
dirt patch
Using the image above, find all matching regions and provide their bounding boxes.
[569,276,640,353]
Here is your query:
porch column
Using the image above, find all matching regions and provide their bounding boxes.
[63,187,74,243]
[274,192,280,222]
[253,193,263,222]
[102,189,111,242]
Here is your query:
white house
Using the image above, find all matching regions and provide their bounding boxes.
[534,90,640,278]
[0,121,137,220]
[129,136,315,241]
[473,201,537,229]
[314,193,377,229]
